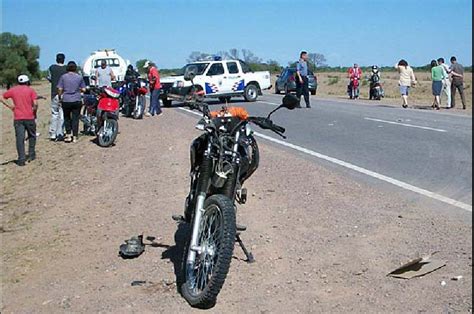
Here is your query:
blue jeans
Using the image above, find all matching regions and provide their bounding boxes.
[149,89,162,115]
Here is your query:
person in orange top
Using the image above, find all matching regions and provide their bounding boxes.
[143,60,162,117]
[1,75,39,166]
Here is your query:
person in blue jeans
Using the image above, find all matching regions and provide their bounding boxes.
[144,61,162,117]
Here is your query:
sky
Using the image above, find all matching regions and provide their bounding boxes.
[2,0,472,70]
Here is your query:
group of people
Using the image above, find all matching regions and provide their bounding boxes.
[1,52,164,167]
[394,56,466,109]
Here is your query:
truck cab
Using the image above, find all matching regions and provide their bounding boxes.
[160,59,271,106]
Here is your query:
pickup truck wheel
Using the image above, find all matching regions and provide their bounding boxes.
[162,99,172,107]
[244,84,258,102]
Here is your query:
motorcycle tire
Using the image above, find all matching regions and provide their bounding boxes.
[181,194,236,309]
[97,119,118,147]
[134,96,145,119]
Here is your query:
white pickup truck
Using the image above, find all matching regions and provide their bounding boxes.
[160,59,272,106]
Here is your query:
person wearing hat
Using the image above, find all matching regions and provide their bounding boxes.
[143,60,162,117]
[1,75,39,166]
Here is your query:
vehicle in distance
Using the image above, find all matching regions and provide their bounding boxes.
[274,67,317,95]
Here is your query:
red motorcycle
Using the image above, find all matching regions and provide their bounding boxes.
[82,86,120,147]
[347,77,360,99]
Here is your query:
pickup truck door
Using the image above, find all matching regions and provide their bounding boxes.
[225,61,245,94]
[204,63,226,95]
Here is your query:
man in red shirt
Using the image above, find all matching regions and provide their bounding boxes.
[143,60,162,117]
[1,75,39,166]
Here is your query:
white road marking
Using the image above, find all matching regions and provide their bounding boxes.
[365,117,448,132]
[178,107,472,213]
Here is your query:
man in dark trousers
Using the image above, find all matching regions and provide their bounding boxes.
[449,56,466,110]
[47,53,67,141]
[1,75,39,166]
[296,51,311,108]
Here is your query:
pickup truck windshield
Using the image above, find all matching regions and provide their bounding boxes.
[177,63,210,76]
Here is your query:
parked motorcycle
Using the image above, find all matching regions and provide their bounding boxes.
[368,66,384,100]
[172,65,298,309]
[347,77,360,99]
[121,78,148,119]
[81,86,120,147]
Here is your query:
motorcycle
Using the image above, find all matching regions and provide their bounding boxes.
[121,78,148,119]
[172,65,298,309]
[81,86,120,147]
[347,77,360,99]
[369,73,384,100]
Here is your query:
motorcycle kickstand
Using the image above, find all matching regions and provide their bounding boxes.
[235,233,255,263]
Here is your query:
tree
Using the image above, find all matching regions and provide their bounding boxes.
[0,32,40,88]
[136,59,148,74]
[229,48,239,60]
[241,49,262,63]
[308,52,327,67]
[187,51,211,62]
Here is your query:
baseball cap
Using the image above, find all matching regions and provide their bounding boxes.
[18,75,30,83]
[143,61,150,68]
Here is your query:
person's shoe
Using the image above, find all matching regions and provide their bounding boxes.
[463,106,467,110]
[306,105,312,109]
[402,104,408,108]
[56,135,64,142]
[64,135,72,143]
[50,137,57,142]
[72,136,78,143]
[156,112,163,116]
[145,112,151,117]
[16,160,26,167]
[27,155,36,162]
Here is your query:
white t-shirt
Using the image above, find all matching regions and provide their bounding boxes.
[96,66,114,87]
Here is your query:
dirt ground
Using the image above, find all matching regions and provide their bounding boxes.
[1,82,472,313]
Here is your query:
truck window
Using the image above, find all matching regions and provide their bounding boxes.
[239,61,252,73]
[207,63,225,76]
[226,62,239,74]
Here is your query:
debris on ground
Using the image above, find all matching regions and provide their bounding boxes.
[388,253,446,279]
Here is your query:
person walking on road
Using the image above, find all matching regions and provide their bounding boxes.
[395,59,417,108]
[95,60,115,87]
[430,60,445,110]
[57,61,86,143]
[1,75,39,166]
[449,56,466,110]
[437,57,452,109]
[144,61,162,116]
[295,51,311,108]
[47,53,67,141]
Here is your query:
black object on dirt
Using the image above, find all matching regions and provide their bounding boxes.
[119,235,145,259]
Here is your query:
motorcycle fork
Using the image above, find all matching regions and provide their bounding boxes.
[187,143,213,265]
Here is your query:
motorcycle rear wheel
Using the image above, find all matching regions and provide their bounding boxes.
[97,119,118,147]
[181,194,236,309]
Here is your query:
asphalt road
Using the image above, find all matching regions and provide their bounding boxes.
[175,93,472,214]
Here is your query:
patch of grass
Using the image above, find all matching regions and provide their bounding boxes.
[327,75,340,85]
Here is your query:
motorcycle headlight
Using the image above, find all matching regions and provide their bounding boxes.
[173,80,185,88]
[245,124,253,136]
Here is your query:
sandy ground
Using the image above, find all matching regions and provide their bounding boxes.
[1,82,472,313]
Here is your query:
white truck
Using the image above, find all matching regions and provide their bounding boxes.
[160,59,272,106]
[82,49,130,86]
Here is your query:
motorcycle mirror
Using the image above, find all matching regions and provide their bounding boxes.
[281,94,299,110]
[184,65,198,81]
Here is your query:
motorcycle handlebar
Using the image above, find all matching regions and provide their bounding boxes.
[248,117,286,138]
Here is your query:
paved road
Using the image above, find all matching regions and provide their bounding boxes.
[174,93,472,212]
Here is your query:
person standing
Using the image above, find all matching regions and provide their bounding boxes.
[47,53,67,141]
[295,51,311,108]
[95,60,115,87]
[430,60,445,110]
[449,56,466,110]
[437,58,452,109]
[144,61,162,116]
[1,75,38,166]
[395,59,417,108]
[57,61,86,143]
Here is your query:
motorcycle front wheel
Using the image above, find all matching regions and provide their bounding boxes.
[133,96,145,119]
[97,118,118,147]
[181,194,236,309]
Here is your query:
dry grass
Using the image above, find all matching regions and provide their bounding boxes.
[272,71,472,111]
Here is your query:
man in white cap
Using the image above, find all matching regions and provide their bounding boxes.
[143,60,162,116]
[1,75,39,166]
